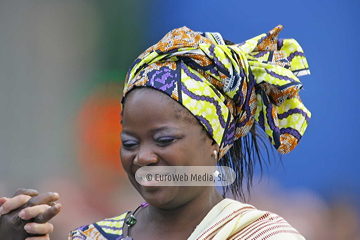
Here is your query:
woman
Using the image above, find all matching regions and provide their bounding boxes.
[3,25,310,239]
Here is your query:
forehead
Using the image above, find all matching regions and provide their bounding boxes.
[122,88,193,125]
[123,87,179,110]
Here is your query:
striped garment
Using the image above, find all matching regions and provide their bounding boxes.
[68,199,305,240]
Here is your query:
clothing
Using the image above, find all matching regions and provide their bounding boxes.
[68,198,305,240]
[122,25,311,157]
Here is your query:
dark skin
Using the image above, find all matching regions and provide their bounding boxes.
[120,88,223,240]
[0,188,61,240]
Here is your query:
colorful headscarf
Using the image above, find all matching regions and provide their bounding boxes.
[122,25,311,158]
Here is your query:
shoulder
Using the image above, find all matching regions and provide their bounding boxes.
[223,199,305,240]
[232,211,305,239]
[67,211,129,240]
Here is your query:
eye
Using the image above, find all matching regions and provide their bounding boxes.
[122,140,139,149]
[155,137,176,147]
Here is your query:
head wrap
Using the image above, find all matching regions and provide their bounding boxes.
[122,25,311,158]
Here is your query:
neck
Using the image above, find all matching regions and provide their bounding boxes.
[144,187,223,232]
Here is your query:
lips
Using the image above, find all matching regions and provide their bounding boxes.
[136,171,174,187]
[139,176,160,187]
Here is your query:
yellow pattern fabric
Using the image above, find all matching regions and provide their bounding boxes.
[122,25,310,157]
[68,212,128,239]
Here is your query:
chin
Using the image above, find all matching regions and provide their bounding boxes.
[128,175,191,209]
[139,186,177,208]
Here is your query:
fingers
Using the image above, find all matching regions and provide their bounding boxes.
[0,191,60,216]
[13,188,39,198]
[0,197,8,207]
[19,203,61,223]
[26,192,59,208]
[19,204,51,220]
[34,203,61,223]
[24,222,54,235]
[26,236,50,240]
[0,195,32,215]
[21,203,61,239]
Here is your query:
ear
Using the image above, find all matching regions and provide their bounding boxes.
[210,141,220,162]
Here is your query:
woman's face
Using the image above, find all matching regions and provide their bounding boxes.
[120,88,217,209]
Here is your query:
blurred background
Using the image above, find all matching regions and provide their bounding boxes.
[0,0,359,239]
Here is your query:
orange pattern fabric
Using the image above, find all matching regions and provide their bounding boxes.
[123,25,311,157]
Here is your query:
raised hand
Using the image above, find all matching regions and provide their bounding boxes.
[0,188,61,240]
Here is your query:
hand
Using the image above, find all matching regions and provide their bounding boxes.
[0,188,62,240]
[0,188,40,215]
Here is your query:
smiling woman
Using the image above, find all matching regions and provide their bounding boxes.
[121,88,220,212]
[1,25,311,240]
[67,25,310,240]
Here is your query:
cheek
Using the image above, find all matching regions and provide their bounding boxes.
[120,148,134,173]
[160,142,192,165]
[188,136,213,165]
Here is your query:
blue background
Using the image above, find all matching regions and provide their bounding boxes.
[142,0,360,201]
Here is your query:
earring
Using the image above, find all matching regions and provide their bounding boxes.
[213,150,218,161]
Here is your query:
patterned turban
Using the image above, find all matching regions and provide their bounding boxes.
[122,25,311,158]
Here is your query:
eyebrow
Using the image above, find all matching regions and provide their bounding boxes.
[121,126,180,136]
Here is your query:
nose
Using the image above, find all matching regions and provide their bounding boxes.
[134,145,158,167]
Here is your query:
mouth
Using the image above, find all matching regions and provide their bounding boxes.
[134,166,183,187]
[140,178,161,188]
[136,171,174,187]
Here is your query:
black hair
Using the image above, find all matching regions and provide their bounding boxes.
[218,123,278,201]
[218,39,280,201]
